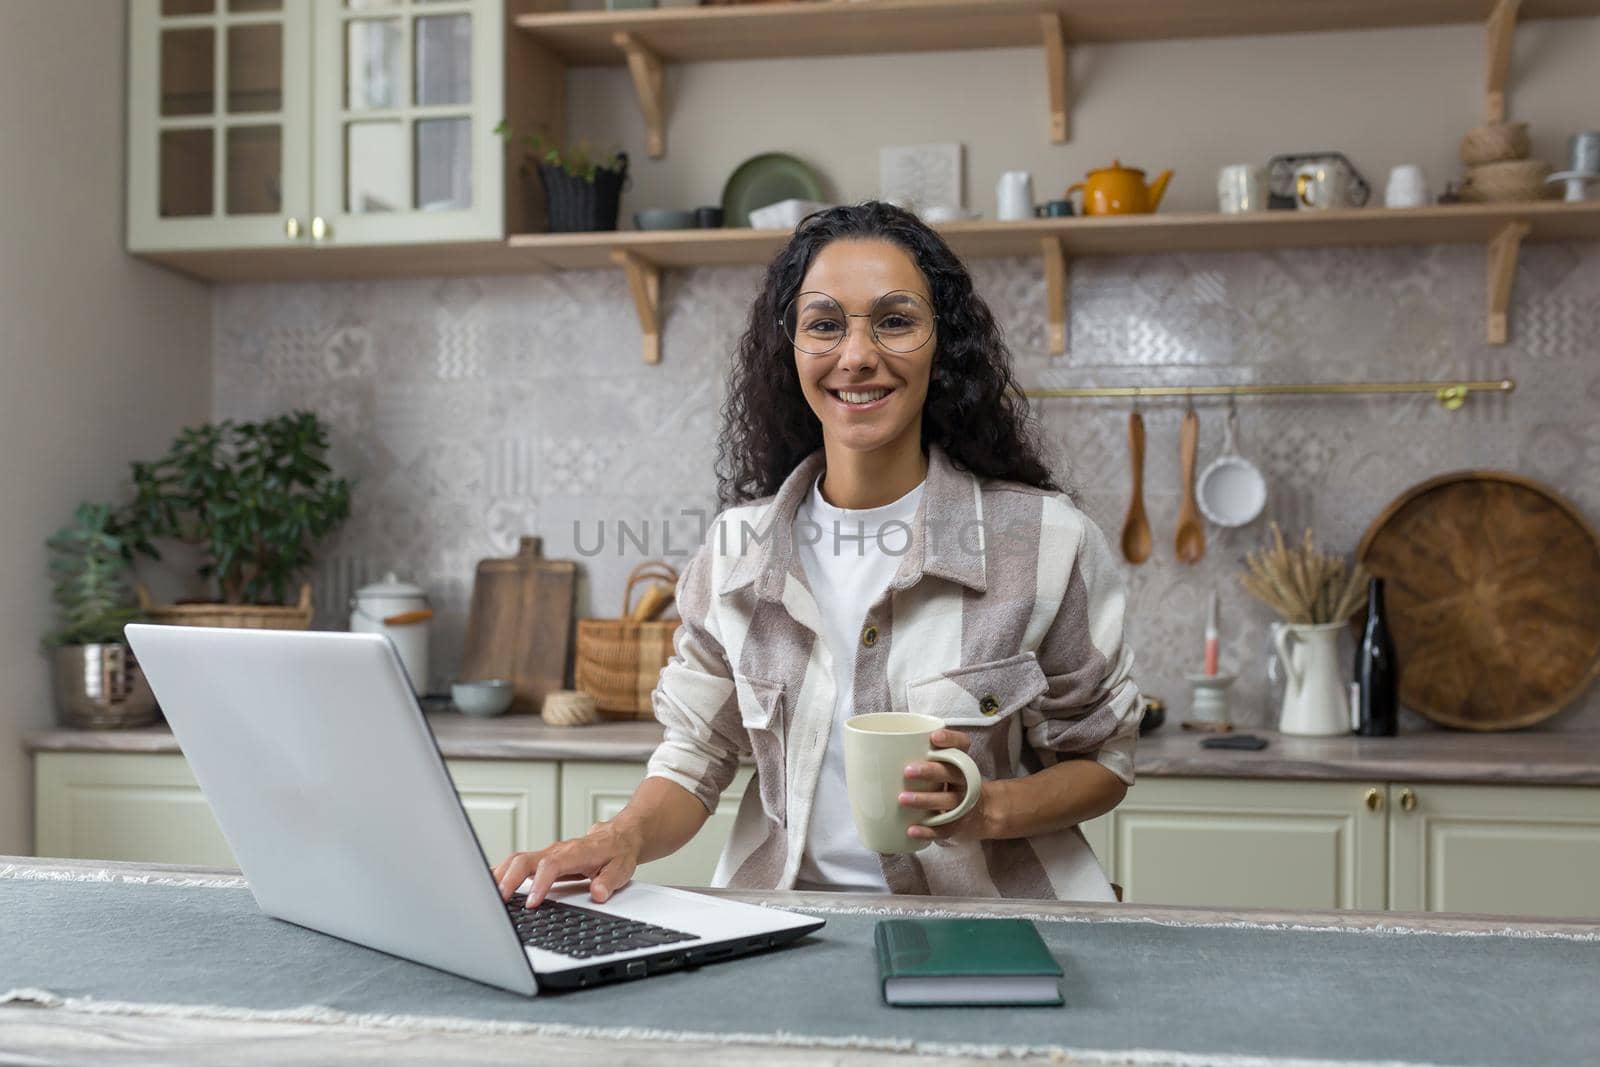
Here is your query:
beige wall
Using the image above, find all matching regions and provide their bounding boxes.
[0,1,211,855]
[568,17,1600,219]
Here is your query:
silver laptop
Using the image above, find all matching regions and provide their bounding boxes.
[123,623,823,996]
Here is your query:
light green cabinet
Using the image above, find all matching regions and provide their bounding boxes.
[560,762,754,888]
[1080,778,1388,911]
[34,751,559,868]
[35,752,239,868]
[1387,782,1600,919]
[128,0,558,253]
[1082,777,1600,918]
[127,0,315,251]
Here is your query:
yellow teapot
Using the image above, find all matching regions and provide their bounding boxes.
[1067,160,1173,216]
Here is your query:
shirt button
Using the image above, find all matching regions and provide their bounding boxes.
[861,624,879,648]
[979,694,1000,716]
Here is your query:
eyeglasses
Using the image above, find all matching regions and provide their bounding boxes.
[779,290,937,356]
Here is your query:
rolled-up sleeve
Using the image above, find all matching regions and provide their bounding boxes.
[1025,508,1142,786]
[645,526,749,812]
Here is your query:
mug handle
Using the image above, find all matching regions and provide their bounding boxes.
[920,748,982,828]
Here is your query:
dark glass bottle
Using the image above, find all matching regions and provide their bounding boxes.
[1355,578,1399,737]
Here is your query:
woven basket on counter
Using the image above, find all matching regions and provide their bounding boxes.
[575,561,680,719]
[136,583,315,630]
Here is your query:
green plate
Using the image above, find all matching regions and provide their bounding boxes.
[720,153,826,228]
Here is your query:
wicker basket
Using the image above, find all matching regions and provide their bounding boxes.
[135,583,315,630]
[575,562,681,719]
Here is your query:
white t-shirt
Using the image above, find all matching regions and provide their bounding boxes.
[792,472,926,892]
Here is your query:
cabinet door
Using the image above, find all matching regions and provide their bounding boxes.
[1081,777,1388,910]
[444,759,559,863]
[1388,783,1600,918]
[311,0,503,244]
[128,0,314,251]
[34,752,237,866]
[33,751,558,870]
[560,762,755,888]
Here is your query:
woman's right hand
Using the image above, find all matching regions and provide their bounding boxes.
[492,819,643,908]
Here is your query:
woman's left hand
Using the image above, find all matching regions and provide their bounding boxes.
[898,728,999,844]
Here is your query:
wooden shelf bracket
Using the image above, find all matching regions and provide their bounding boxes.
[1485,0,1521,123]
[1040,14,1071,143]
[1486,219,1529,345]
[613,31,667,159]
[1040,236,1069,356]
[611,249,663,363]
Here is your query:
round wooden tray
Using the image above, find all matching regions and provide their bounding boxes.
[1356,471,1600,730]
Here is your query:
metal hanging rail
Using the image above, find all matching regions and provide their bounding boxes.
[1023,378,1516,411]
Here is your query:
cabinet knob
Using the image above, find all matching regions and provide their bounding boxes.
[1364,788,1384,812]
[310,216,330,241]
[1399,788,1417,812]
[284,217,303,240]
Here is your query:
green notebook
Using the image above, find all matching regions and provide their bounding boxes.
[874,918,1064,1007]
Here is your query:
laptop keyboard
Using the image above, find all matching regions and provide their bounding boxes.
[505,893,697,959]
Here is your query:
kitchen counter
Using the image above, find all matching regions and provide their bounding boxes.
[25,715,1600,785]
[3,855,1597,1067]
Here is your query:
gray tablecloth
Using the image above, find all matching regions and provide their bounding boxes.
[2,873,1596,1066]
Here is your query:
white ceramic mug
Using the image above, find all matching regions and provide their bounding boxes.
[1216,164,1267,214]
[1294,161,1354,211]
[843,712,981,855]
[996,170,1036,221]
[1384,164,1430,208]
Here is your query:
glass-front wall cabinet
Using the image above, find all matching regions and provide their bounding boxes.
[128,0,503,252]
[129,0,312,250]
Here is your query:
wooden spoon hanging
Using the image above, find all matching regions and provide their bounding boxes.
[1120,411,1153,565]
[1175,406,1206,564]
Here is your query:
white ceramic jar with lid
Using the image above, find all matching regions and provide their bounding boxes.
[349,572,432,694]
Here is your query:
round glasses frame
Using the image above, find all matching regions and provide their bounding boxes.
[779,290,938,356]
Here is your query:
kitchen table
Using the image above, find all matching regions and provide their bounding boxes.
[3,855,1596,1067]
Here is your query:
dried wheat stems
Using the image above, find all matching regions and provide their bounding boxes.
[1240,523,1369,624]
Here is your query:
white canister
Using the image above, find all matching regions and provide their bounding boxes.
[1216,164,1267,214]
[1384,164,1430,208]
[996,170,1036,221]
[350,572,432,695]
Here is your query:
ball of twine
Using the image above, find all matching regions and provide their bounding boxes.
[541,689,600,728]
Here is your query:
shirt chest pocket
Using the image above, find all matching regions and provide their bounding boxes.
[734,673,787,828]
[903,652,1049,776]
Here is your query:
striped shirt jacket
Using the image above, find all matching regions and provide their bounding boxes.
[645,444,1142,899]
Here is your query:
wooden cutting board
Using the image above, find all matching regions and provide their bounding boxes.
[1356,471,1600,731]
[458,537,576,714]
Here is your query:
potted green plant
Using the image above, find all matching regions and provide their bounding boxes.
[495,121,628,232]
[42,502,158,728]
[118,410,354,629]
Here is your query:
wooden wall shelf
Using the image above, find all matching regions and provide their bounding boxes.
[513,0,1600,155]
[141,202,1600,360]
[514,0,1600,64]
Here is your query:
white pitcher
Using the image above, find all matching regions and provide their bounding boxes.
[1274,622,1350,736]
[996,171,1035,221]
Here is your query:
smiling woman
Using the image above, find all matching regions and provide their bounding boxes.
[494,202,1143,906]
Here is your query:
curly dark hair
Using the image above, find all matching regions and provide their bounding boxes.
[715,200,1060,508]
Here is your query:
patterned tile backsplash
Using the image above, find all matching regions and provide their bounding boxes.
[214,240,1600,731]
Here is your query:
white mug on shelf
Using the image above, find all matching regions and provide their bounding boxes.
[996,171,1036,221]
[1294,161,1354,210]
[1216,164,1267,214]
[1384,164,1430,208]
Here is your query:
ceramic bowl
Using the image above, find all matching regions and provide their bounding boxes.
[633,209,696,231]
[1460,122,1531,166]
[452,679,515,717]
[1461,159,1553,202]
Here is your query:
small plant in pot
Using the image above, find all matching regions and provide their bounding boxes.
[42,502,158,728]
[118,410,354,629]
[495,121,628,232]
